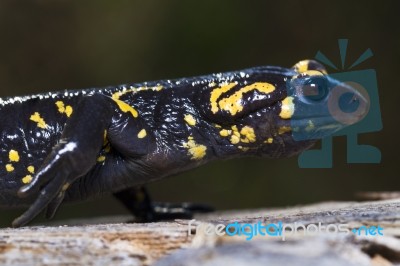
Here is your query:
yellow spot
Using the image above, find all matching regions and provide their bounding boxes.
[182,137,207,160]
[214,124,221,128]
[293,60,310,73]
[6,164,14,172]
[97,155,106,162]
[219,129,231,137]
[9,150,20,162]
[154,85,163,91]
[62,183,70,191]
[30,112,47,129]
[104,144,111,153]
[305,120,315,132]
[113,99,138,118]
[240,126,256,143]
[209,82,216,87]
[55,101,73,117]
[65,106,73,117]
[238,146,249,152]
[279,97,295,119]
[210,82,237,114]
[266,137,274,144]
[55,101,65,113]
[217,82,275,116]
[22,175,33,184]
[27,166,35,174]
[278,126,292,135]
[184,114,196,126]
[229,125,240,144]
[230,135,240,144]
[137,129,147,139]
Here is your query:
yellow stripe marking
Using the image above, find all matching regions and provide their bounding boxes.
[302,70,324,77]
[113,99,138,118]
[293,60,310,73]
[6,164,14,172]
[210,83,237,113]
[112,85,163,100]
[112,91,126,100]
[137,129,147,139]
[214,82,275,116]
[9,150,20,162]
[22,175,33,184]
[103,130,108,145]
[184,114,196,126]
[279,97,295,119]
[30,112,47,129]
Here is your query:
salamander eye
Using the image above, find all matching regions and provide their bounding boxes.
[298,76,329,103]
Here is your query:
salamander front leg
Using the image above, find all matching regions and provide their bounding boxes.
[12,94,114,227]
[114,186,214,222]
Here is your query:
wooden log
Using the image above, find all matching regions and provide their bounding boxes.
[1,196,399,265]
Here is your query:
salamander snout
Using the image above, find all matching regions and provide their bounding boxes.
[287,69,370,140]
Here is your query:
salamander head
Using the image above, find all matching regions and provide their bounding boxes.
[250,59,370,158]
[286,60,369,141]
[215,59,369,158]
[200,60,369,158]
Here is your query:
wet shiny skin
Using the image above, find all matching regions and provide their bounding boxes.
[0,60,364,227]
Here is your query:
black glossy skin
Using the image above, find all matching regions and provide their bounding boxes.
[0,60,363,227]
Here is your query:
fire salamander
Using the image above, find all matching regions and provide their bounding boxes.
[0,60,367,227]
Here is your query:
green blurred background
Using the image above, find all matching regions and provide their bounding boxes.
[0,1,398,227]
